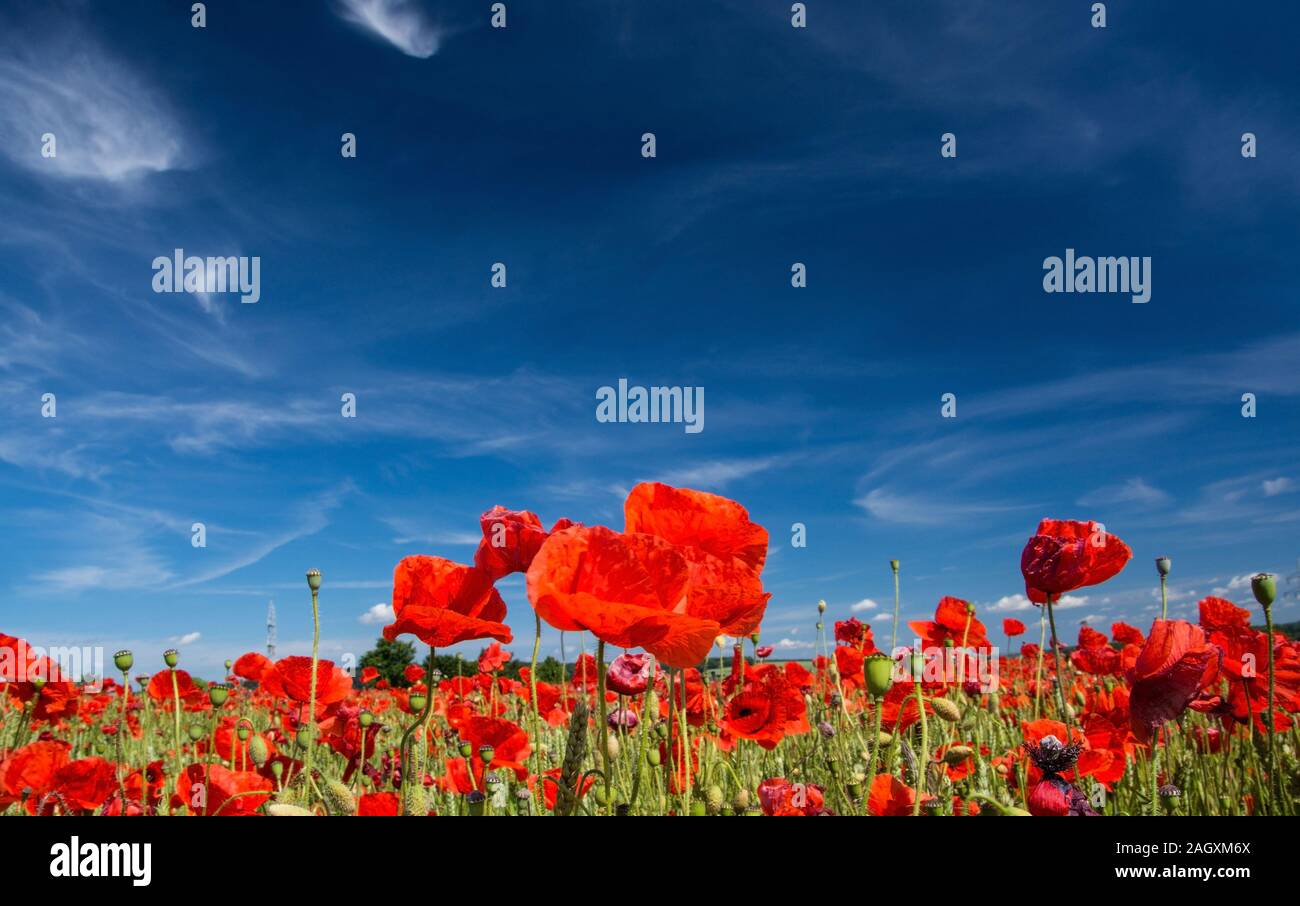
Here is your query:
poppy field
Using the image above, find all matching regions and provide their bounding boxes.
[1,482,1296,818]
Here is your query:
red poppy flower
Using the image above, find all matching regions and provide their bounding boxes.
[1111,622,1145,647]
[403,664,426,685]
[757,777,827,815]
[145,669,205,706]
[477,642,511,674]
[1128,620,1221,741]
[623,482,771,638]
[385,556,513,649]
[909,597,990,650]
[1028,776,1098,816]
[721,667,808,749]
[835,617,874,648]
[176,763,272,816]
[1070,625,1121,676]
[1003,618,1026,637]
[867,773,933,816]
[474,506,559,581]
[528,525,727,669]
[50,757,118,812]
[2,740,70,808]
[358,791,400,816]
[360,665,379,685]
[606,652,653,696]
[262,657,353,716]
[232,652,273,684]
[1021,519,1132,601]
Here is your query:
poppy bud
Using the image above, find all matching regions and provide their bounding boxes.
[305,568,322,592]
[323,778,357,816]
[705,785,724,814]
[847,781,863,800]
[225,659,232,670]
[931,698,962,722]
[479,744,495,765]
[816,622,823,631]
[266,803,315,816]
[689,799,707,816]
[863,654,894,698]
[646,748,662,767]
[943,745,974,765]
[817,721,835,739]
[113,650,134,673]
[248,734,270,767]
[187,724,204,741]
[359,710,374,727]
[208,683,229,706]
[733,788,750,810]
[163,649,179,668]
[817,600,826,614]
[1155,556,1171,577]
[605,734,620,760]
[296,726,315,747]
[1251,573,1277,608]
[271,760,284,779]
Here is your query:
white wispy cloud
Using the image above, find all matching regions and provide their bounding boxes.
[1078,477,1170,507]
[855,487,1031,526]
[987,593,1088,613]
[850,598,878,612]
[336,0,442,58]
[171,631,201,646]
[0,29,186,182]
[1263,477,1294,497]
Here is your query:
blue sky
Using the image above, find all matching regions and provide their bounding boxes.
[1,0,1298,679]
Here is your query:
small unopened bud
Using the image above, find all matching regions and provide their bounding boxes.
[931,697,962,722]
[248,734,270,767]
[943,745,974,765]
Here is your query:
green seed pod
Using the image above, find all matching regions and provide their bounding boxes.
[1252,573,1277,608]
[646,748,661,767]
[323,778,357,816]
[863,654,894,698]
[689,799,707,816]
[113,650,134,673]
[187,724,204,741]
[163,649,179,668]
